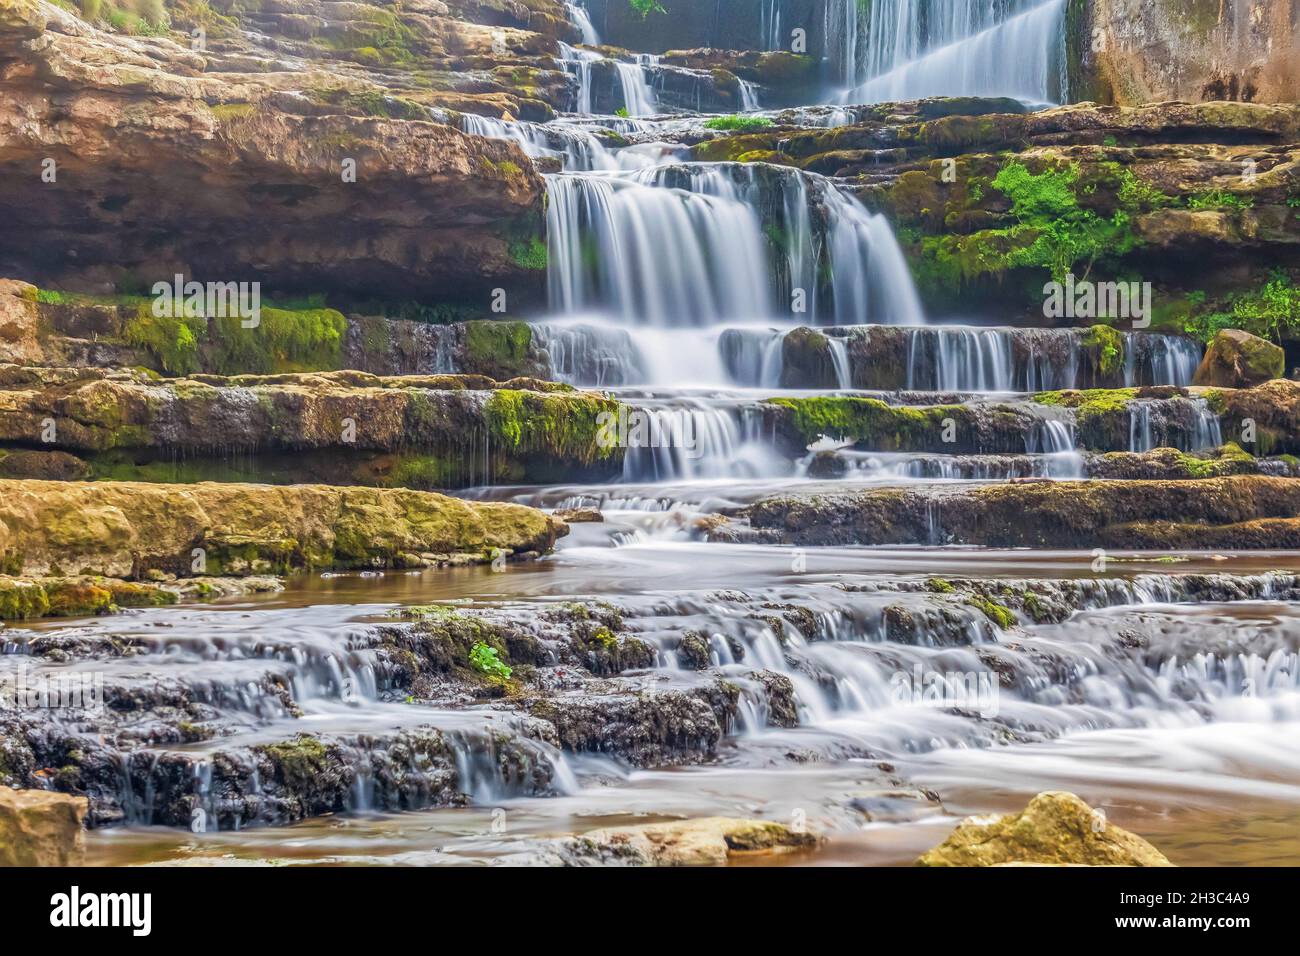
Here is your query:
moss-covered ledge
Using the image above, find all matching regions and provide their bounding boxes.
[0,480,567,579]
[0,365,626,488]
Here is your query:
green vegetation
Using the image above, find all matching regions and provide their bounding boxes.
[80,0,170,35]
[767,396,956,448]
[1034,388,1137,419]
[485,390,622,464]
[968,597,1016,630]
[628,0,667,17]
[1183,272,1300,344]
[507,238,548,271]
[1187,190,1255,210]
[913,160,1161,299]
[1082,324,1123,376]
[925,577,955,593]
[464,320,534,375]
[704,115,775,132]
[469,641,512,682]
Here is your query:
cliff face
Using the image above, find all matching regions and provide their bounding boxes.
[1077,0,1300,105]
[0,0,566,303]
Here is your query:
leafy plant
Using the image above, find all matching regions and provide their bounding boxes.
[627,0,666,18]
[1184,272,1300,343]
[1186,190,1254,210]
[469,641,512,682]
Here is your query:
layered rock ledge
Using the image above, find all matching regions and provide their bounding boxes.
[0,478,566,577]
[733,475,1300,550]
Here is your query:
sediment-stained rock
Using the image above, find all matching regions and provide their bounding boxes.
[559,817,821,866]
[0,787,88,866]
[0,478,566,577]
[738,475,1300,549]
[1194,329,1286,388]
[917,791,1173,867]
[0,364,625,487]
[0,0,553,302]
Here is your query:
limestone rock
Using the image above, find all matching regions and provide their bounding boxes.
[916,791,1173,867]
[0,787,88,866]
[563,817,820,866]
[1194,329,1285,388]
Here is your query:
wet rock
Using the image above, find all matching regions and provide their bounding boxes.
[1194,329,1285,388]
[554,508,603,523]
[0,787,87,866]
[0,479,566,578]
[526,688,725,767]
[744,476,1300,549]
[916,791,1174,867]
[0,365,626,488]
[560,817,820,866]
[849,789,943,824]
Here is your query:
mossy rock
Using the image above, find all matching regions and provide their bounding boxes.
[917,791,1173,867]
[1193,329,1285,388]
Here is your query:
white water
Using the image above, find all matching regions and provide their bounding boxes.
[833,0,1068,104]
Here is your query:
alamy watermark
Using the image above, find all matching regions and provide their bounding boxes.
[151,274,261,328]
[0,661,104,713]
[596,407,702,459]
[1043,273,1151,328]
[890,664,999,718]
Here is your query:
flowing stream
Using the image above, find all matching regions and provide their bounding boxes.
[13,2,1296,867]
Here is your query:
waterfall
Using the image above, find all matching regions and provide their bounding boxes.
[761,0,783,51]
[558,42,601,115]
[834,0,1068,104]
[738,79,761,111]
[546,164,926,327]
[564,1,600,46]
[617,56,660,117]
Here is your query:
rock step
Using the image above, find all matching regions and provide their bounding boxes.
[734,475,1300,550]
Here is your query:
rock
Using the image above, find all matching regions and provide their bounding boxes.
[0,787,88,866]
[1194,329,1285,388]
[743,476,1300,549]
[554,508,603,523]
[916,791,1173,867]
[1079,0,1300,105]
[0,0,552,302]
[562,817,820,866]
[0,479,566,578]
[0,365,626,488]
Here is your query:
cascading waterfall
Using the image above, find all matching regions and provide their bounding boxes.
[564,1,600,46]
[546,163,925,327]
[833,0,1068,104]
[617,55,660,117]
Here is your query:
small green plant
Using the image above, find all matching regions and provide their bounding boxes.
[704,115,775,132]
[1186,190,1254,210]
[628,0,666,18]
[614,107,630,118]
[469,641,512,682]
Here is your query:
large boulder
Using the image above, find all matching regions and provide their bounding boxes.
[917,791,1173,867]
[1194,329,1285,388]
[0,788,88,866]
[561,817,820,866]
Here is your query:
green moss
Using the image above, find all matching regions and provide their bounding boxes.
[969,597,1016,629]
[123,306,207,375]
[258,735,329,790]
[1034,388,1137,420]
[206,307,348,374]
[485,390,622,464]
[0,579,51,620]
[767,396,953,448]
[925,577,955,593]
[590,626,618,649]
[464,320,534,376]
[1082,324,1124,376]
[507,238,548,271]
[210,103,256,122]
